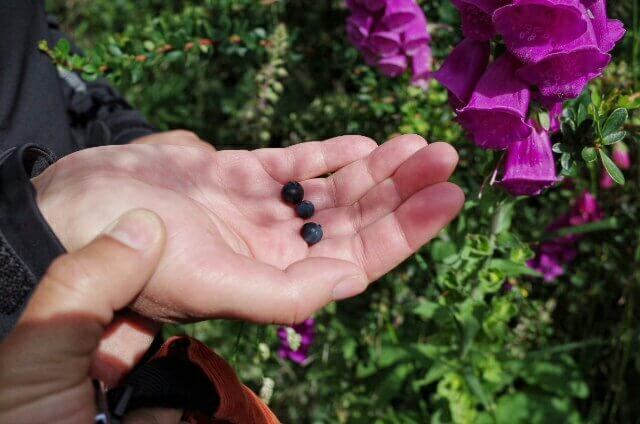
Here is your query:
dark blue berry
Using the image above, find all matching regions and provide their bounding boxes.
[301,222,323,245]
[282,181,304,204]
[295,200,315,219]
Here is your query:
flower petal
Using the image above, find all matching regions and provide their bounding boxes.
[499,124,559,196]
[493,0,588,63]
[433,38,491,108]
[456,54,533,149]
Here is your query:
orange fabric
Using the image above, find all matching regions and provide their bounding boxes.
[153,336,280,424]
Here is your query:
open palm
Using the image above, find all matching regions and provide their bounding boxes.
[34,133,463,325]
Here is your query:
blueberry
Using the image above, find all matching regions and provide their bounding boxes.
[282,181,304,204]
[295,200,315,219]
[301,222,323,245]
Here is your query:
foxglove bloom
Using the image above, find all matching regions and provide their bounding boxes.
[516,20,611,101]
[600,169,614,189]
[369,28,402,56]
[456,54,533,149]
[381,0,417,29]
[499,124,559,195]
[378,54,408,77]
[528,192,603,281]
[493,0,588,63]
[528,248,567,282]
[612,142,631,170]
[452,0,496,41]
[278,318,315,365]
[410,45,433,87]
[588,0,626,53]
[402,7,431,54]
[346,0,431,84]
[433,38,490,109]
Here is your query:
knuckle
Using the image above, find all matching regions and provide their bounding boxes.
[352,135,378,152]
[283,285,309,326]
[171,130,202,143]
[43,254,90,291]
[44,254,98,296]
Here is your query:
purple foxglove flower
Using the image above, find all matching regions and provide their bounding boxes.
[402,5,430,55]
[433,38,491,109]
[463,0,512,13]
[528,191,603,281]
[364,0,386,12]
[499,124,559,196]
[516,23,611,101]
[410,45,432,87]
[346,12,374,46]
[612,142,631,170]
[493,0,588,63]
[579,0,597,7]
[360,45,379,66]
[381,0,418,30]
[456,54,533,149]
[278,318,315,365]
[587,0,625,52]
[527,249,566,282]
[369,28,402,56]
[569,191,603,225]
[378,54,408,77]
[452,0,496,41]
[600,169,614,189]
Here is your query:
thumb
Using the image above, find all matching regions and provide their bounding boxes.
[22,209,166,331]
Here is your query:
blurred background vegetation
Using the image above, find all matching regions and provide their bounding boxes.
[48,1,639,422]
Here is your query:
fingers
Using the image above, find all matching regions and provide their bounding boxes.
[92,312,161,387]
[314,142,459,237]
[355,182,464,280]
[254,135,377,183]
[123,408,183,424]
[312,182,464,281]
[303,134,428,210]
[22,209,166,329]
[182,254,366,326]
[132,130,216,152]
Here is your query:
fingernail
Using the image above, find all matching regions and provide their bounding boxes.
[332,277,367,301]
[104,210,162,251]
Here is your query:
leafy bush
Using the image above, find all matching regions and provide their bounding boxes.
[49,0,640,422]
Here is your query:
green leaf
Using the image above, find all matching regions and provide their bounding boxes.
[464,371,491,409]
[413,301,441,320]
[599,149,625,185]
[56,39,71,56]
[538,111,550,131]
[581,147,597,163]
[576,103,587,125]
[590,87,601,107]
[495,393,582,424]
[602,108,628,136]
[489,259,542,278]
[602,130,627,145]
[492,201,515,234]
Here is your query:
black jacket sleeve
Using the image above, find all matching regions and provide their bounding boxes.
[47,16,158,148]
[0,145,66,339]
[0,4,156,339]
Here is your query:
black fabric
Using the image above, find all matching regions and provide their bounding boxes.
[0,0,157,338]
[107,356,220,420]
[0,0,74,156]
[0,145,66,338]
[0,1,221,416]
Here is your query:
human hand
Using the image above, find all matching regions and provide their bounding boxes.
[33,132,464,326]
[0,209,183,423]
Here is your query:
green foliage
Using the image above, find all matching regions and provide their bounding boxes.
[48,1,640,422]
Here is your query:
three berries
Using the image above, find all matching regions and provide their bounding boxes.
[282,181,323,245]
